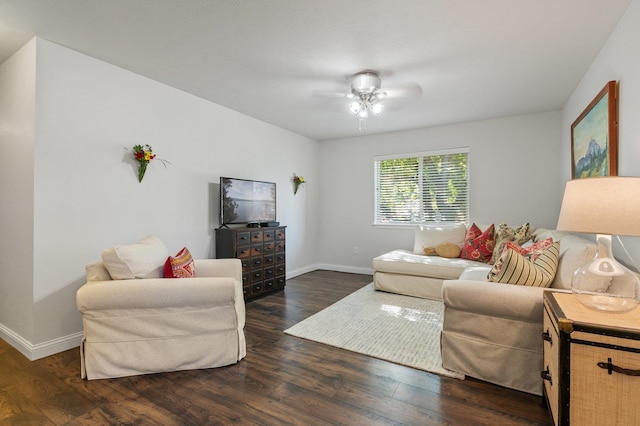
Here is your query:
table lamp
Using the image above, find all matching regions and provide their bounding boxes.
[557,177,640,312]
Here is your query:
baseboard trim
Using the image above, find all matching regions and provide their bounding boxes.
[316,263,374,276]
[0,323,83,361]
[287,264,374,279]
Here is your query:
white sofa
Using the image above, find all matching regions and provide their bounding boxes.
[76,237,246,380]
[372,226,596,395]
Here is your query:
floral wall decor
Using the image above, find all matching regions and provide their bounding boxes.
[293,173,306,195]
[132,144,168,182]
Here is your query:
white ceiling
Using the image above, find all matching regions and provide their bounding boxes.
[0,0,632,141]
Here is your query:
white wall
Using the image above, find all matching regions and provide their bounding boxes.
[0,39,36,345]
[318,111,563,272]
[1,38,320,358]
[561,0,640,267]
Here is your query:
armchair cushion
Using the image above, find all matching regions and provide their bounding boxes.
[101,235,169,279]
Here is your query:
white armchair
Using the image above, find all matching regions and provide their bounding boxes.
[76,257,246,380]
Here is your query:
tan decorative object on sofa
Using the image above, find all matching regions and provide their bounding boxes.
[435,242,461,258]
[77,240,246,380]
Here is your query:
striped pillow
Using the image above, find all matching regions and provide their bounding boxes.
[487,241,560,287]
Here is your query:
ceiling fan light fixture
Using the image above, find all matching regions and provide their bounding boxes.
[371,102,384,115]
[357,108,369,119]
[349,101,361,114]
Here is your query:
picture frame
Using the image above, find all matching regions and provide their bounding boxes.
[570,80,618,179]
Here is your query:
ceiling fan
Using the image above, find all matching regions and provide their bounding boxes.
[314,70,422,131]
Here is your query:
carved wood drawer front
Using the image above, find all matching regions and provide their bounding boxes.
[236,232,250,245]
[263,230,275,241]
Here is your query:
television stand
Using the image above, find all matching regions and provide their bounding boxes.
[215,225,286,301]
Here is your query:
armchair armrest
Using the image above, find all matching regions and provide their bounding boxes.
[194,258,242,283]
[77,277,238,312]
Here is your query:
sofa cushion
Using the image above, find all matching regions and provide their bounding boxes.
[488,241,560,287]
[412,223,466,255]
[102,236,169,280]
[164,247,196,278]
[373,249,487,280]
[491,223,532,264]
[460,223,495,263]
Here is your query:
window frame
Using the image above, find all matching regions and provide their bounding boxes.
[373,147,470,228]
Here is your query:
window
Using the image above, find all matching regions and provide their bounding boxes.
[374,148,469,225]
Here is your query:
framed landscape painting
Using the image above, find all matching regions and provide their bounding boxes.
[571,81,618,179]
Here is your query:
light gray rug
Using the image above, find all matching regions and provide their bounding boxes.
[284,283,464,379]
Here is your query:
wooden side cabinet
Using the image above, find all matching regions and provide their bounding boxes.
[542,292,640,426]
[215,226,286,301]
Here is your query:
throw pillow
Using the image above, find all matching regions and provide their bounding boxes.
[491,237,554,275]
[412,223,466,254]
[436,242,461,258]
[491,223,532,264]
[506,237,554,260]
[164,247,196,278]
[488,241,560,287]
[101,236,169,280]
[460,223,495,263]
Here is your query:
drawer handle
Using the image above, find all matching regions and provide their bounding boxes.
[541,330,552,344]
[597,358,640,376]
[541,367,552,384]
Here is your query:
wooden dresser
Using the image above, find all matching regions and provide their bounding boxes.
[542,291,640,426]
[215,226,286,301]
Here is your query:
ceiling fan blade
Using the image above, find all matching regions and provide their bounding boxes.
[379,83,422,99]
[312,90,349,98]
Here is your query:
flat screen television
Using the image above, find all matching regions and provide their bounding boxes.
[220,177,276,225]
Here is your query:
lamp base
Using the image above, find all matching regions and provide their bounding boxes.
[574,293,638,313]
[571,234,640,313]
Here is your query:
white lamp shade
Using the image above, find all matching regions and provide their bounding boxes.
[557,177,640,237]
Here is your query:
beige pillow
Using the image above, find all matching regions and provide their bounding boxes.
[436,242,461,258]
[101,236,169,280]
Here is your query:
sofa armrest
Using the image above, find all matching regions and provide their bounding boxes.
[442,280,568,323]
[77,276,238,312]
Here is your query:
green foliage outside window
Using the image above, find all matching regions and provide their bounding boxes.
[375,151,468,224]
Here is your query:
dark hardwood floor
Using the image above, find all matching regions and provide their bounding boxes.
[0,270,551,425]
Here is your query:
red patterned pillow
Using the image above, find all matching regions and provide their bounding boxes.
[164,247,195,278]
[460,223,495,263]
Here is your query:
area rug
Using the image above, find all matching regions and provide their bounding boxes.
[284,283,464,379]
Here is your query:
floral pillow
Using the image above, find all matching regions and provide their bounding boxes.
[491,223,532,264]
[460,223,495,263]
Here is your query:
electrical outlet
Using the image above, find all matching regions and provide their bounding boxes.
[353,246,359,255]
